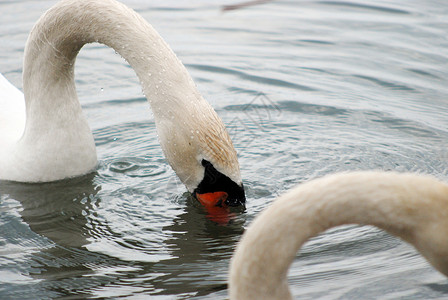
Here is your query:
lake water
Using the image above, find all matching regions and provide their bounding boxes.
[1,0,448,299]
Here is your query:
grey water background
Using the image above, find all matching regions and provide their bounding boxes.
[1,0,448,298]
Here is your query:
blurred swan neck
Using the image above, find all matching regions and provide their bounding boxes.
[230,172,448,300]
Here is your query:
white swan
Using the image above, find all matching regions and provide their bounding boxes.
[229,171,448,299]
[0,0,245,206]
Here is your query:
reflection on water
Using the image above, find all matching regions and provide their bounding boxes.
[3,174,101,248]
[1,174,103,298]
[0,172,245,299]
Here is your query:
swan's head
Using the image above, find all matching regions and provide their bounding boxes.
[155,105,246,209]
[193,159,245,208]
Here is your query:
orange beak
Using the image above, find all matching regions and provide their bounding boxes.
[196,191,228,208]
[196,191,234,224]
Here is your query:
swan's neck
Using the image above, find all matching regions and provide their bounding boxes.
[24,0,196,120]
[15,0,231,183]
[230,172,448,300]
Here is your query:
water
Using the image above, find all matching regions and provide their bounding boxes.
[1,0,448,298]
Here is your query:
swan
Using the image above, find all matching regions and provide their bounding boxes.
[229,171,448,299]
[0,0,245,207]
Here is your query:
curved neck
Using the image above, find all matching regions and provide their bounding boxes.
[230,172,448,299]
[16,0,212,182]
[23,0,198,130]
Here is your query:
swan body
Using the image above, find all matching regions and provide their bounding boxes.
[0,74,25,145]
[0,0,245,205]
[229,171,448,299]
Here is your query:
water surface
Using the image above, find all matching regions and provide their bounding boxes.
[1,0,448,298]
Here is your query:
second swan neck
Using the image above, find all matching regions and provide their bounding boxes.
[230,171,448,300]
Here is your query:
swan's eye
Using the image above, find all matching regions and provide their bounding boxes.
[194,159,245,207]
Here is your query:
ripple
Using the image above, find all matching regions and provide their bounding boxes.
[188,63,316,91]
[318,1,411,15]
[353,74,416,91]
[107,157,167,178]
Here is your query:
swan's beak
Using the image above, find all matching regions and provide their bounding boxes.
[196,191,228,208]
[195,159,246,208]
[195,190,246,208]
[196,191,236,225]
